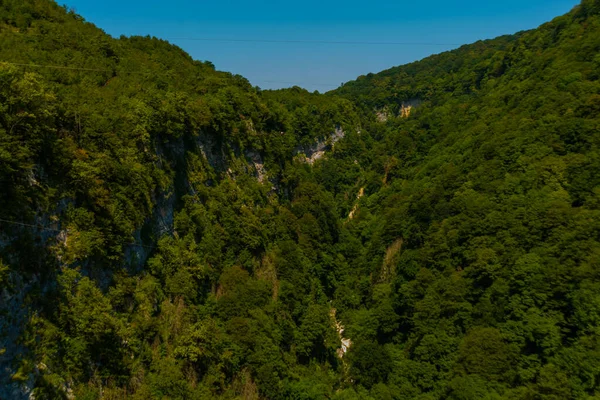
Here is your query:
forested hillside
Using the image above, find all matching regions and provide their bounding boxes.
[0,0,599,399]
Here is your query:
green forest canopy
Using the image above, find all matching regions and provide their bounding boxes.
[0,0,599,399]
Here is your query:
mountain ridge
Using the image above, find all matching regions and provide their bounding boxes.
[0,0,600,398]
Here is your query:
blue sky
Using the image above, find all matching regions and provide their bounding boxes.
[64,0,580,91]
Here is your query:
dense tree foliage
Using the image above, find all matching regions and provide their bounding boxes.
[1,0,600,399]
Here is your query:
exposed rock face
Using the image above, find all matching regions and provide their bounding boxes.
[376,107,390,122]
[400,98,421,118]
[347,187,365,220]
[330,308,352,359]
[0,121,350,397]
[400,104,412,118]
[245,150,267,183]
[295,126,345,164]
[0,200,72,400]
[377,99,421,120]
[196,131,229,172]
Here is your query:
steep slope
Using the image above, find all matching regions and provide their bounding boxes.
[0,1,360,398]
[1,0,600,399]
[319,0,600,398]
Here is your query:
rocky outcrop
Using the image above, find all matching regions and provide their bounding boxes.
[400,98,421,118]
[376,107,391,122]
[347,187,365,220]
[330,308,352,359]
[0,199,72,400]
[376,99,421,120]
[196,131,229,173]
[0,123,349,398]
[245,150,267,184]
[295,126,345,164]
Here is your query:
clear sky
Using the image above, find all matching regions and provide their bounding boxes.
[63,0,580,92]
